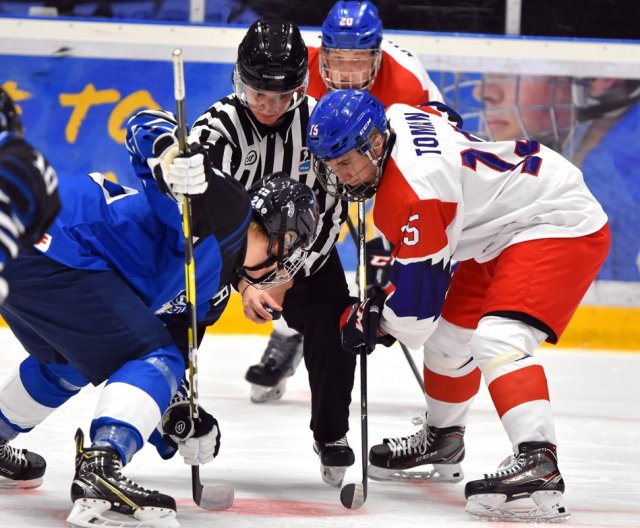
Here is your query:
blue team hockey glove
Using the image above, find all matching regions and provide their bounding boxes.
[161,399,221,465]
[147,134,210,199]
[339,294,396,354]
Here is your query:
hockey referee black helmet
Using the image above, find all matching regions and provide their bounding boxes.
[241,172,319,289]
[0,88,24,137]
[236,20,308,93]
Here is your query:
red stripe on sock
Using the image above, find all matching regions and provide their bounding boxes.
[424,365,481,403]
[488,365,550,418]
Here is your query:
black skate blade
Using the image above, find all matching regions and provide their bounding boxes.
[340,483,366,509]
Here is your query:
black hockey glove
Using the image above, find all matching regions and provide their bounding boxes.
[161,401,221,465]
[339,294,396,354]
[366,237,394,298]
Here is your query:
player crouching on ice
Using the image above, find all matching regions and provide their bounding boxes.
[0,114,319,527]
[306,89,609,522]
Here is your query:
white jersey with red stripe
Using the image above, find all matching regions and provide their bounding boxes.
[307,37,443,107]
[374,103,608,349]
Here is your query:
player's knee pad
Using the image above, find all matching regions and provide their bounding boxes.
[423,317,475,375]
[471,316,547,383]
[0,356,89,434]
[92,345,184,453]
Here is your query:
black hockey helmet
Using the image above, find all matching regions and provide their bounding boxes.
[0,88,24,136]
[242,172,320,288]
[236,20,308,92]
[574,78,640,121]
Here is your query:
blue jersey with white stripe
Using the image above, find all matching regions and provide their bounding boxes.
[36,168,251,326]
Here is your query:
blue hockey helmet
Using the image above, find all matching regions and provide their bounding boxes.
[322,1,383,50]
[307,89,390,201]
[0,88,24,137]
[320,2,383,90]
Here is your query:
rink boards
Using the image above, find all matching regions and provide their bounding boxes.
[1,17,638,350]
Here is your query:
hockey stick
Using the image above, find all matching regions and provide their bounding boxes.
[340,200,368,509]
[344,214,426,401]
[172,48,234,511]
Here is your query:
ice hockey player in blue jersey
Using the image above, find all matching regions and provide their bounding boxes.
[0,107,320,528]
[0,87,60,303]
[0,84,60,500]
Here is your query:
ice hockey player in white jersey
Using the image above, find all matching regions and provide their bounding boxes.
[306,89,610,522]
[0,108,319,527]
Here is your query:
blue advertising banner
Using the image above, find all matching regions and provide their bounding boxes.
[1,53,370,271]
[2,53,639,281]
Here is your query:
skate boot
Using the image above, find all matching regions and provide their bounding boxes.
[368,415,465,483]
[245,331,303,403]
[67,429,178,528]
[313,436,355,487]
[0,439,46,489]
[465,442,570,522]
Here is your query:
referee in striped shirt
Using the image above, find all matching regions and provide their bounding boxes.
[189,20,355,486]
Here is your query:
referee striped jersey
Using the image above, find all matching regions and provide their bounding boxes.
[189,94,346,276]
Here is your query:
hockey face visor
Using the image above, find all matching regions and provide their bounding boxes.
[234,67,309,117]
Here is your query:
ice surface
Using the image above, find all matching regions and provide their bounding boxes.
[0,329,638,527]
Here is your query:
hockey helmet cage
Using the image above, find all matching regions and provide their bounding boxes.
[307,89,389,201]
[243,173,320,288]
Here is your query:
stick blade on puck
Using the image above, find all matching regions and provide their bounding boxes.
[198,484,235,511]
[340,482,366,509]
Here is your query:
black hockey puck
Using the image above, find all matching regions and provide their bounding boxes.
[263,306,282,320]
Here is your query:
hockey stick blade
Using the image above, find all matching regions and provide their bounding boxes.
[340,482,366,509]
[192,466,234,510]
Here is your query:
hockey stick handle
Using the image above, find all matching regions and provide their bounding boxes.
[340,201,369,509]
[356,200,368,494]
[172,49,199,423]
[345,214,426,400]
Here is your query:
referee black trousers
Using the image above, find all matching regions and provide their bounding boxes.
[282,248,356,443]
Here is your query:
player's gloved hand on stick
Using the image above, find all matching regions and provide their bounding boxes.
[365,237,394,298]
[339,293,396,354]
[148,134,210,199]
[161,401,221,465]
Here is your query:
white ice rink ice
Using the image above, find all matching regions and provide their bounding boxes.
[0,328,639,528]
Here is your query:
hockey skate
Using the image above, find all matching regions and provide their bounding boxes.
[368,415,465,483]
[0,439,46,489]
[67,429,178,528]
[245,331,303,403]
[313,436,355,487]
[464,442,570,522]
